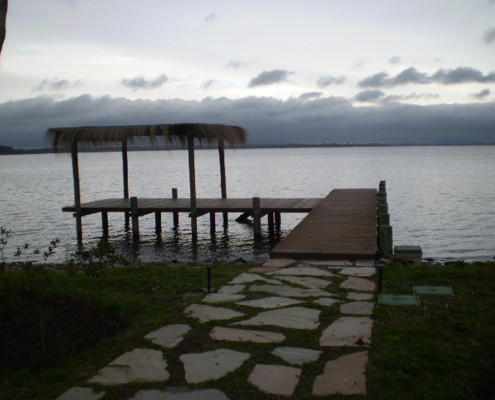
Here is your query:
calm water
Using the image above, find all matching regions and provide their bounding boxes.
[1,146,494,264]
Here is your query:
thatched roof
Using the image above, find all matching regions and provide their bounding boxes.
[46,123,247,150]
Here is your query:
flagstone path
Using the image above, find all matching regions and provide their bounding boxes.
[56,258,376,400]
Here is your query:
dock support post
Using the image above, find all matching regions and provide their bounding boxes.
[122,141,130,229]
[131,196,139,239]
[268,213,274,236]
[155,212,162,234]
[187,134,198,239]
[378,213,390,226]
[379,225,393,256]
[253,197,261,238]
[218,138,228,228]
[378,204,388,215]
[172,188,179,228]
[101,212,109,237]
[275,212,281,229]
[210,212,216,234]
[71,140,83,248]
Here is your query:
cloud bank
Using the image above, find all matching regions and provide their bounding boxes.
[1,94,494,148]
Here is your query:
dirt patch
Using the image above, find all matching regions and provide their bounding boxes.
[0,292,128,375]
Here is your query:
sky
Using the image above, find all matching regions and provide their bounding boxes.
[1,0,495,148]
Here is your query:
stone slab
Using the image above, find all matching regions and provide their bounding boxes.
[184,304,244,323]
[144,324,191,348]
[88,348,169,385]
[218,284,245,294]
[336,267,376,277]
[248,364,301,397]
[348,292,374,301]
[129,388,230,400]
[235,306,320,330]
[130,388,230,400]
[229,273,266,284]
[320,317,373,347]
[236,296,303,309]
[274,275,331,289]
[265,278,283,285]
[378,294,421,305]
[413,285,454,297]
[314,298,340,307]
[202,293,245,303]
[271,346,321,365]
[249,284,330,298]
[210,326,286,343]
[248,266,283,274]
[340,301,374,315]
[263,258,297,268]
[340,276,376,292]
[268,266,334,277]
[180,349,250,383]
[56,387,105,400]
[312,351,369,395]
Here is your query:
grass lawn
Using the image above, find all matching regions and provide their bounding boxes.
[1,260,494,399]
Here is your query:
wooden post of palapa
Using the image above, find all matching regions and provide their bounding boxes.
[218,138,228,227]
[275,212,281,229]
[268,213,274,237]
[155,212,162,234]
[210,212,216,234]
[131,196,139,239]
[101,212,109,237]
[71,140,83,247]
[187,133,198,238]
[122,140,130,228]
[253,197,261,238]
[172,188,179,228]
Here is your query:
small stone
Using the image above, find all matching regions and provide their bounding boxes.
[262,258,297,268]
[340,276,376,292]
[268,266,334,277]
[210,326,286,343]
[265,278,283,285]
[180,349,250,383]
[314,298,340,307]
[184,304,244,323]
[320,317,373,347]
[218,284,245,294]
[56,387,105,400]
[348,292,374,301]
[88,348,169,385]
[129,388,230,400]
[340,301,374,315]
[144,324,191,348]
[229,273,266,284]
[236,296,302,309]
[271,347,321,365]
[248,364,301,397]
[274,275,331,289]
[235,306,320,330]
[202,293,245,303]
[249,284,330,298]
[337,267,376,277]
[312,351,369,395]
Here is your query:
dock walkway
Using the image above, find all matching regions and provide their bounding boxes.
[271,189,378,261]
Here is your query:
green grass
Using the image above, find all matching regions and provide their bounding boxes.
[1,261,494,399]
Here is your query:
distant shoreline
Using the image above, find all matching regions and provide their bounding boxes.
[1,142,494,155]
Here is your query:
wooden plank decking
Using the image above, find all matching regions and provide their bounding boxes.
[62,197,322,215]
[270,189,378,261]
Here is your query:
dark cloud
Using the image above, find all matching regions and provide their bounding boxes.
[359,67,495,87]
[121,74,168,90]
[226,60,248,68]
[204,13,216,22]
[299,92,323,100]
[354,90,385,103]
[472,88,491,99]
[482,28,495,44]
[2,94,493,148]
[248,70,291,87]
[316,75,345,87]
[389,56,401,64]
[203,79,216,90]
[35,78,81,92]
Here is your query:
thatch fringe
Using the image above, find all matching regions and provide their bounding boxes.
[46,123,247,150]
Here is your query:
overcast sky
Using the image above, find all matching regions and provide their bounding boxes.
[1,0,495,148]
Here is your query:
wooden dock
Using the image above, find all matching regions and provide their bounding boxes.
[270,189,378,261]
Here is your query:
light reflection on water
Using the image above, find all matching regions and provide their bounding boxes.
[1,146,494,263]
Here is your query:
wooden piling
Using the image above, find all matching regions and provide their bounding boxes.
[122,141,130,228]
[70,141,83,247]
[218,138,228,227]
[379,225,393,256]
[378,213,390,226]
[101,211,109,237]
[172,188,179,228]
[253,197,261,238]
[155,212,162,234]
[210,212,216,234]
[378,204,388,215]
[268,213,275,236]
[275,212,281,229]
[187,134,198,239]
[131,196,139,239]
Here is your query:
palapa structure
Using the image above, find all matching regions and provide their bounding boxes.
[47,123,247,244]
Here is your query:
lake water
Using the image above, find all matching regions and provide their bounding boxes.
[1,146,494,264]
